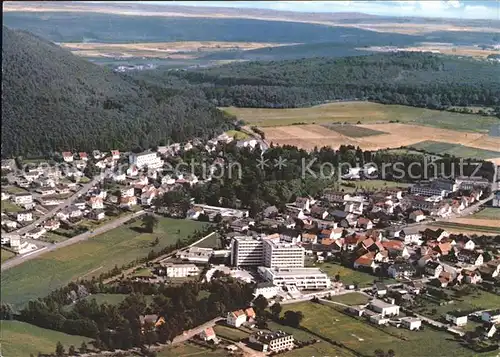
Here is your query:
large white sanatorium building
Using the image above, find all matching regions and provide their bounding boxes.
[258,267,331,290]
[263,239,305,269]
[231,236,265,266]
[129,151,164,169]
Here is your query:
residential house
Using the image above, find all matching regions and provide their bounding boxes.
[320,228,343,240]
[457,250,484,266]
[16,211,33,222]
[310,205,329,220]
[88,196,104,210]
[301,233,318,244]
[112,172,126,182]
[345,201,364,215]
[226,310,247,328]
[484,323,497,339]
[425,261,443,278]
[434,242,452,256]
[62,152,74,162]
[409,210,425,223]
[373,283,388,297]
[25,227,46,239]
[199,327,218,343]
[92,150,103,159]
[14,193,33,206]
[111,150,120,160]
[482,310,500,324]
[369,299,400,317]
[357,217,373,230]
[89,210,106,221]
[400,317,422,331]
[323,189,350,203]
[460,269,482,284]
[388,263,416,279]
[422,228,449,242]
[1,192,10,201]
[120,186,135,198]
[354,252,378,271]
[381,240,410,259]
[127,165,139,177]
[295,197,311,211]
[120,196,137,209]
[43,220,60,231]
[455,237,476,251]
[478,260,500,279]
[445,311,468,326]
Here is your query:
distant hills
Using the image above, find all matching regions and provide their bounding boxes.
[1,27,232,157]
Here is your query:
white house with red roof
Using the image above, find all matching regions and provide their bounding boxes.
[62,152,74,162]
[79,152,88,161]
[111,150,120,160]
[88,196,104,210]
[227,309,247,328]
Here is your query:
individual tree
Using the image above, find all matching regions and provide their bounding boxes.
[79,341,88,353]
[374,349,385,357]
[55,342,65,357]
[387,349,396,357]
[270,302,282,320]
[83,160,100,179]
[68,345,76,356]
[253,295,269,314]
[142,214,159,233]
[283,310,303,328]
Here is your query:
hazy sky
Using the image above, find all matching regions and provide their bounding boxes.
[142,1,500,20]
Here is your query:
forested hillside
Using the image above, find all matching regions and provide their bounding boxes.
[171,53,500,109]
[1,27,232,157]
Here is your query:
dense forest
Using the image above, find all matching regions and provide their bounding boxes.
[170,53,500,109]
[1,27,232,157]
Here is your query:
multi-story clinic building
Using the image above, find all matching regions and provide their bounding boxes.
[263,239,305,269]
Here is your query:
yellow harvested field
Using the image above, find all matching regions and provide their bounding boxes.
[446,218,500,228]
[262,123,500,164]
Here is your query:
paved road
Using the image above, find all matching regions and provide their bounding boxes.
[1,209,146,271]
[14,174,104,235]
[172,317,224,344]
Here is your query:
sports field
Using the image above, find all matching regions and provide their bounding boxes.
[0,320,91,357]
[1,218,208,308]
[285,301,478,357]
[471,208,500,220]
[223,101,499,133]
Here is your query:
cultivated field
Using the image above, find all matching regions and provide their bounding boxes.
[259,122,500,163]
[410,140,500,160]
[61,41,296,59]
[0,320,91,357]
[322,123,387,137]
[1,218,208,308]
[284,302,476,357]
[223,102,499,132]
[429,222,500,235]
[446,208,500,229]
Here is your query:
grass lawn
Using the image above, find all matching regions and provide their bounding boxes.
[225,129,250,140]
[310,261,394,288]
[131,267,153,277]
[156,342,230,357]
[193,232,222,249]
[84,293,130,306]
[1,217,208,309]
[328,293,371,306]
[0,200,23,213]
[3,186,29,194]
[0,320,92,357]
[322,123,387,137]
[222,101,497,133]
[472,208,500,220]
[415,288,500,320]
[41,232,68,243]
[1,248,15,264]
[409,140,500,160]
[285,301,477,357]
[213,324,249,342]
